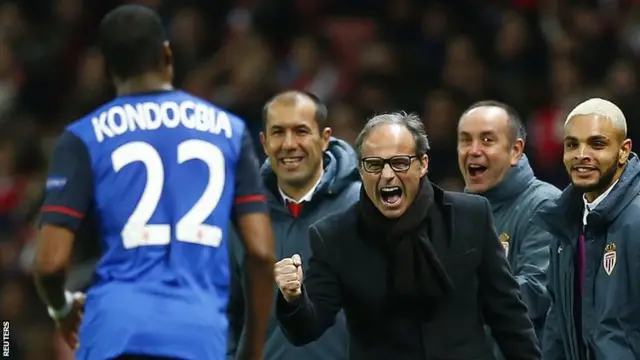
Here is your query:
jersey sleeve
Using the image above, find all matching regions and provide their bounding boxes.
[39,131,94,231]
[233,130,268,216]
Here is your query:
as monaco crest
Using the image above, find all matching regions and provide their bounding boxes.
[499,233,510,256]
[603,243,617,276]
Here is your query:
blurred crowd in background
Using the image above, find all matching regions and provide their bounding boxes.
[1,0,639,358]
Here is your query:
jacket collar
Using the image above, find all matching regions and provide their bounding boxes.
[472,154,536,206]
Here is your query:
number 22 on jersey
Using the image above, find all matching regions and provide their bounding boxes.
[112,139,225,249]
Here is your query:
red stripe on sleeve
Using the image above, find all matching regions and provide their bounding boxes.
[234,194,267,205]
[41,205,84,219]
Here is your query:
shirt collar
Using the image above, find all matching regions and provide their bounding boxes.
[582,180,618,225]
[279,171,324,204]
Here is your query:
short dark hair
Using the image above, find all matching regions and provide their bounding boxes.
[99,4,166,79]
[262,91,328,130]
[460,100,527,142]
[355,112,430,157]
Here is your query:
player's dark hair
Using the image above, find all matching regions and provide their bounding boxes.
[460,100,527,143]
[262,91,328,131]
[99,4,166,79]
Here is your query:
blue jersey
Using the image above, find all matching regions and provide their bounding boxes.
[39,90,268,360]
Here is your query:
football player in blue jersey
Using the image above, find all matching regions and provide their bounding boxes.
[32,4,275,360]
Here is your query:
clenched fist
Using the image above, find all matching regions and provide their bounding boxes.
[275,254,303,303]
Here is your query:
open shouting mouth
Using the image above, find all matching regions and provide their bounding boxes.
[467,164,487,180]
[380,186,403,206]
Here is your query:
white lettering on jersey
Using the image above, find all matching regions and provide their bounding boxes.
[92,101,234,143]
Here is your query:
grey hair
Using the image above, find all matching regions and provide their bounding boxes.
[355,112,430,157]
[565,98,627,136]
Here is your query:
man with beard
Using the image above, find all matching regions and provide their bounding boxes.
[274,112,540,359]
[227,91,358,360]
[535,98,640,359]
[458,101,558,354]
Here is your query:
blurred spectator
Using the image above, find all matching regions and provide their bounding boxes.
[279,34,343,101]
[420,88,461,184]
[327,101,362,145]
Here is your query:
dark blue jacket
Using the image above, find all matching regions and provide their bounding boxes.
[227,138,360,360]
[478,155,557,322]
[535,154,640,360]
[475,155,558,358]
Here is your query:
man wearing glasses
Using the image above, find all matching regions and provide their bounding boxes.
[274,112,540,359]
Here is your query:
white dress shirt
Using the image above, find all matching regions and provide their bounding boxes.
[279,171,324,204]
[582,180,618,226]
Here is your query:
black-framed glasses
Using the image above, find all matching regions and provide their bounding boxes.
[360,155,419,174]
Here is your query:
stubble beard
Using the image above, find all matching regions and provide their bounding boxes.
[573,155,621,196]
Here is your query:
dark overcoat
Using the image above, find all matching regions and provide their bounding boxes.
[276,184,541,360]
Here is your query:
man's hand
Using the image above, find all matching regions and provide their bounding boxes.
[57,292,86,350]
[275,254,303,302]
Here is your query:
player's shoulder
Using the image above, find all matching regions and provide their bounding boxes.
[52,99,117,153]
[66,97,120,133]
[177,91,248,133]
[64,96,130,142]
[182,93,250,154]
